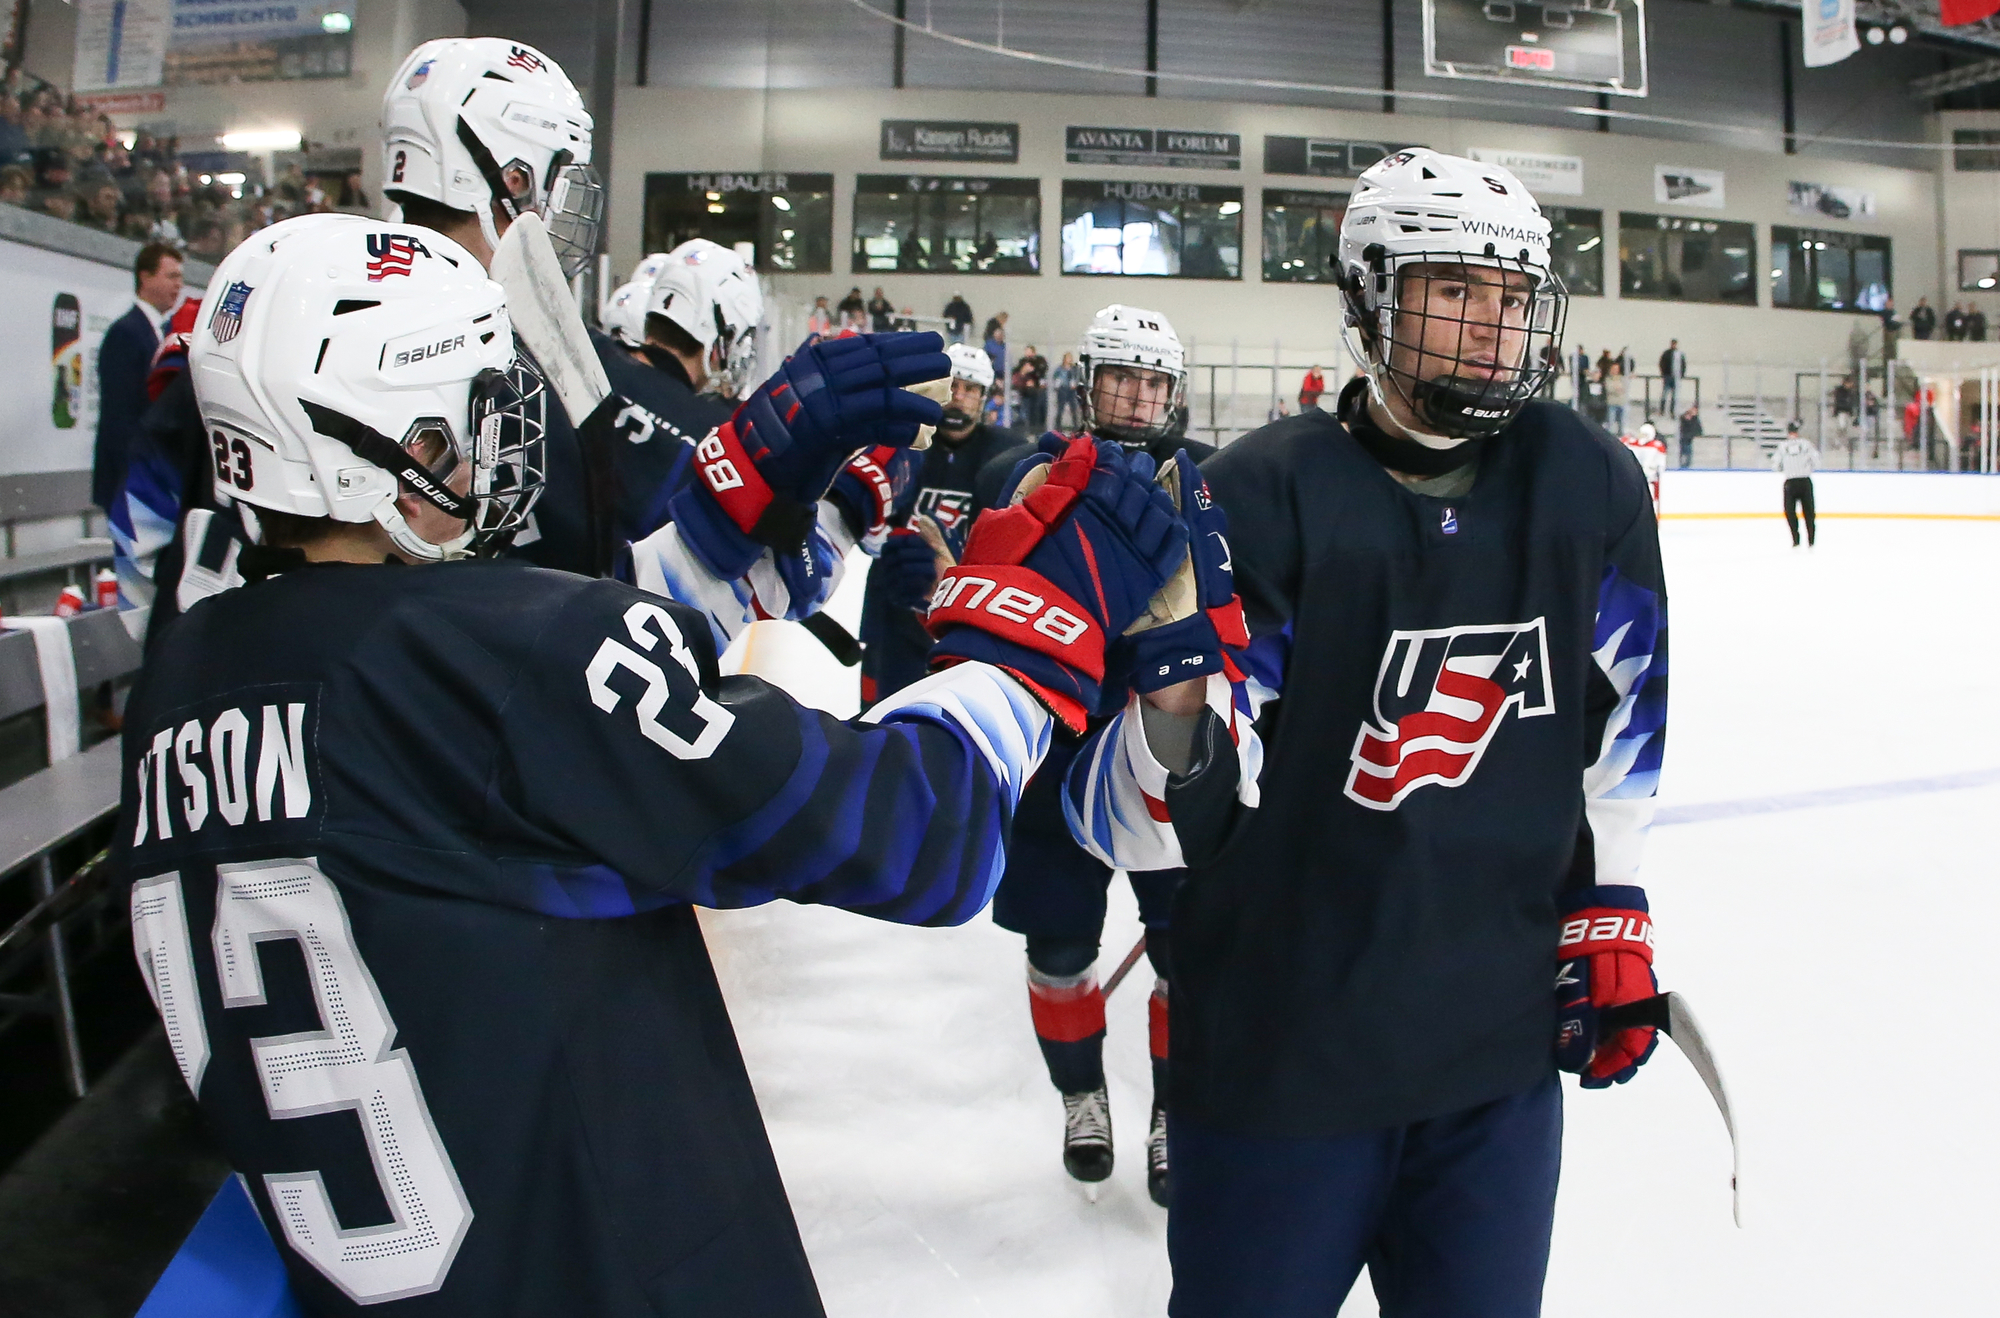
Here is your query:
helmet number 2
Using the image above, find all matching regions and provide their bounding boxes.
[129,861,472,1304]
[211,430,254,491]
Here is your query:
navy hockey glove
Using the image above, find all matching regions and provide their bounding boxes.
[669,332,949,577]
[926,435,1188,733]
[1555,885,1661,1088]
[1117,449,1251,694]
[875,527,942,612]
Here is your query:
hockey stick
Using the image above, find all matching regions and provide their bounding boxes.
[1101,933,1149,998]
[799,612,862,666]
[1601,991,1742,1227]
[489,212,612,425]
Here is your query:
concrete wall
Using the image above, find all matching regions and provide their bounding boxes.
[610,85,1936,373]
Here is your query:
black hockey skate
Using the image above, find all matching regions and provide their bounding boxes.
[1061,1087,1114,1183]
[1146,1101,1171,1208]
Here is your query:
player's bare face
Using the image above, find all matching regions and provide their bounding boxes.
[1092,365,1173,432]
[1388,264,1534,386]
[940,377,987,436]
[394,422,475,550]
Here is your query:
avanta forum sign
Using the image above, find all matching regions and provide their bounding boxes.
[1066,126,1241,170]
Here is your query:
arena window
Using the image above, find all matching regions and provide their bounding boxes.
[1261,189,1346,284]
[1958,250,2000,292]
[1617,212,1756,306]
[1546,207,1606,298]
[1059,180,1242,280]
[1952,130,2000,172]
[1771,227,1892,312]
[850,174,1040,275]
[642,172,833,273]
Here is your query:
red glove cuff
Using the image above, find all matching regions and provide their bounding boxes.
[1558,908,1656,963]
[842,446,897,541]
[693,418,780,536]
[922,564,1106,681]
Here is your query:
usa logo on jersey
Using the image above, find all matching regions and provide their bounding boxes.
[366,234,430,282]
[1344,618,1553,810]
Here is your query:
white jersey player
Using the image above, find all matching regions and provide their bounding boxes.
[1622,421,1667,513]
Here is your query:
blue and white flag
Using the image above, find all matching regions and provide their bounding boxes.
[1803,0,1859,68]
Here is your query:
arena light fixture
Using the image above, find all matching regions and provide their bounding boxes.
[220,128,303,151]
[321,11,352,33]
[1865,25,1885,45]
[1576,235,1601,252]
[1889,24,1909,44]
[1218,200,1242,216]
[771,195,792,211]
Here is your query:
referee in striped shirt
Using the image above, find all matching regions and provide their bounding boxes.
[1773,420,1820,547]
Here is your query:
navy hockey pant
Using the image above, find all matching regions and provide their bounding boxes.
[1783,476,1816,546]
[1166,1074,1562,1318]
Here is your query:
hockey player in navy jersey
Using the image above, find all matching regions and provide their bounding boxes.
[1068,149,1670,1315]
[858,342,1023,703]
[120,213,1191,1317]
[981,306,1228,1207]
[586,240,756,544]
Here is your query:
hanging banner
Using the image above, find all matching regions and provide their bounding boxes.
[1465,148,1584,197]
[1788,181,1876,220]
[74,0,173,93]
[1802,0,1859,67]
[1655,164,1725,209]
[166,0,355,84]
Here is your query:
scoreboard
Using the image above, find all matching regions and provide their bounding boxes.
[1424,0,1650,97]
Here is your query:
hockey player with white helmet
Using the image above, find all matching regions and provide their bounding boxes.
[974,303,1226,1209]
[1623,420,1668,512]
[120,211,1195,1316]
[857,339,1023,703]
[587,239,763,545]
[1067,148,1673,1315]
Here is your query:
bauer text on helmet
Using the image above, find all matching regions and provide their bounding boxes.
[381,37,603,277]
[1338,148,1567,440]
[189,213,547,563]
[1079,305,1186,447]
[646,239,764,397]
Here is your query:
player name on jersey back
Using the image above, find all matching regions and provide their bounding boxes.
[129,685,322,851]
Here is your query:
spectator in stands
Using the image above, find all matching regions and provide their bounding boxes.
[1606,359,1629,435]
[0,164,26,207]
[1571,343,1589,409]
[982,310,1007,345]
[1970,306,1989,343]
[1658,338,1687,414]
[1051,350,1080,430]
[337,171,369,212]
[805,295,834,336]
[38,187,75,221]
[1298,363,1326,410]
[0,94,27,165]
[1909,297,1937,341]
[867,285,894,332]
[984,321,1007,424]
[94,242,183,513]
[1013,343,1048,432]
[1946,303,1968,342]
[943,291,973,344]
[1268,398,1292,423]
[1677,403,1702,469]
[837,286,866,329]
[82,178,122,232]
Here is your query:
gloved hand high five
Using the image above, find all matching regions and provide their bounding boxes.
[670,331,949,577]
[876,527,943,612]
[1554,885,1661,1088]
[926,435,1188,733]
[1118,449,1250,694]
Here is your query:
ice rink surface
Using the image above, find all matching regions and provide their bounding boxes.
[698,508,2000,1317]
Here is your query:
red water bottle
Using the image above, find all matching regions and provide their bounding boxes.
[54,585,86,618]
[94,568,118,609]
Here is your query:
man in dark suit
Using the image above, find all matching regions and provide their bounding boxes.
[94,242,183,512]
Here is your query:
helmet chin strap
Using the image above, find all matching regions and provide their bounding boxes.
[373,501,474,563]
[1364,360,1473,449]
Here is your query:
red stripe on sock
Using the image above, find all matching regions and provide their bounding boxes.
[1029,978,1106,1044]
[1149,985,1169,1060]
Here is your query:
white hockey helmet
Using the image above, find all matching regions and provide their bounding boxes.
[643,239,764,397]
[189,213,546,563]
[1636,421,1659,443]
[1337,147,1566,439]
[380,37,601,277]
[1077,304,1186,447]
[945,341,995,392]
[602,278,650,349]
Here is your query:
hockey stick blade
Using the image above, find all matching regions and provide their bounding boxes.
[1101,932,1148,998]
[1602,990,1742,1227]
[490,212,611,424]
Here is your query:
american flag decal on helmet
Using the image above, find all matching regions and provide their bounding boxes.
[506,45,545,72]
[365,234,430,282]
[208,281,252,344]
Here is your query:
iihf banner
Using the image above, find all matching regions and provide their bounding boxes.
[1802,0,1858,68]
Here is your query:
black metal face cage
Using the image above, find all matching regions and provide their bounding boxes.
[1341,248,1569,440]
[465,354,548,551]
[1079,359,1187,448]
[455,117,603,279]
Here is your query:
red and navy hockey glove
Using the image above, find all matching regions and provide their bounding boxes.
[926,436,1187,733]
[669,331,949,577]
[875,527,942,612]
[826,443,920,552]
[1555,885,1661,1088]
[1117,449,1250,694]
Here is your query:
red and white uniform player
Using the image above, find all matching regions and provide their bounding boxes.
[1622,422,1667,513]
